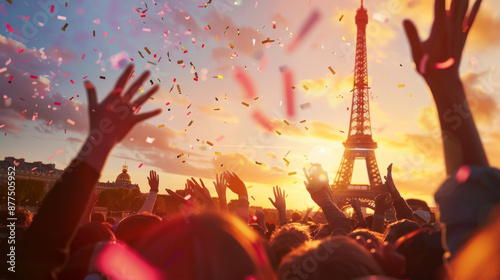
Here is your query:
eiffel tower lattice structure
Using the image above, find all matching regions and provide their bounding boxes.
[332,1,386,211]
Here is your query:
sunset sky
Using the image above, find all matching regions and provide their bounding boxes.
[1,0,499,210]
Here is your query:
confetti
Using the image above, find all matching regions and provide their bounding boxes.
[234,67,256,99]
[215,152,221,156]
[435,57,455,70]
[177,153,184,158]
[217,75,223,79]
[138,163,143,168]
[300,120,306,123]
[100,76,106,79]
[419,53,429,74]
[303,85,308,90]
[398,84,405,88]
[61,23,68,31]
[281,66,295,117]
[6,24,13,33]
[188,120,193,126]
[455,165,471,183]
[288,172,297,176]
[67,119,75,125]
[286,10,321,53]
[328,66,336,75]
[228,42,234,49]
[216,135,225,142]
[300,102,311,110]
[272,21,276,29]
[177,60,183,64]
[158,124,165,128]
[252,111,274,132]
[56,150,63,154]
[207,141,213,146]
[339,15,344,21]
[242,102,249,107]
[283,120,290,125]
[30,75,37,79]
[276,130,281,135]
[283,158,290,165]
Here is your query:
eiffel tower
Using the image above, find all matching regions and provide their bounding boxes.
[332,0,386,210]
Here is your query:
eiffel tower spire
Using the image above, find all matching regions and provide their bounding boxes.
[332,1,385,210]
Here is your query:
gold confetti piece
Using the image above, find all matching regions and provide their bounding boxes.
[284,120,290,125]
[398,84,405,88]
[207,141,214,146]
[177,60,183,64]
[339,15,344,21]
[300,120,306,123]
[283,158,290,164]
[158,124,165,128]
[177,153,184,158]
[61,23,68,31]
[247,185,253,188]
[206,25,211,30]
[342,36,346,41]
[284,150,290,157]
[218,75,223,79]
[410,94,412,97]
[305,127,309,130]
[276,130,282,135]
[255,161,262,165]
[328,66,336,75]
[215,152,221,155]
[144,47,151,54]
[147,61,157,65]
[288,172,297,176]
[285,194,289,198]
[138,51,144,58]
[177,85,181,93]
[228,42,234,49]
[188,120,193,126]
[241,102,249,107]
[169,85,174,93]
[303,85,308,90]
[216,34,218,41]
[254,97,259,100]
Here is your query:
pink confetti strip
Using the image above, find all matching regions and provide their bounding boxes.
[455,165,471,183]
[54,102,61,106]
[67,119,75,125]
[419,54,429,74]
[234,67,257,99]
[50,5,54,13]
[286,10,321,53]
[96,244,162,280]
[281,67,295,118]
[56,150,63,154]
[138,163,143,168]
[6,24,13,33]
[30,75,37,79]
[435,57,455,70]
[252,110,274,132]
[47,156,55,160]
[216,135,225,142]
[81,53,85,60]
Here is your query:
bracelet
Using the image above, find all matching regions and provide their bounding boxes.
[373,213,385,220]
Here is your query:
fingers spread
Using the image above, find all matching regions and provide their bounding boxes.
[403,20,424,64]
[114,64,134,95]
[124,70,150,103]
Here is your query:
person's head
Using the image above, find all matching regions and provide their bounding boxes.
[269,224,311,264]
[278,236,384,280]
[349,228,383,243]
[115,213,162,248]
[137,212,276,280]
[384,219,420,244]
[314,223,332,240]
[291,212,302,223]
[395,227,445,280]
[406,199,431,212]
[91,212,105,223]
[70,222,115,254]
[105,217,117,225]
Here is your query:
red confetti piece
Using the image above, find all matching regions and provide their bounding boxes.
[54,102,61,106]
[47,156,55,160]
[30,75,37,79]
[286,10,321,53]
[70,79,75,84]
[136,107,141,113]
[455,165,471,183]
[252,110,274,132]
[56,150,63,154]
[81,53,85,60]
[138,163,143,168]
[281,66,295,117]
[50,5,54,13]
[6,24,13,33]
[201,44,205,48]
[63,73,69,77]
[435,57,455,70]
[234,67,257,99]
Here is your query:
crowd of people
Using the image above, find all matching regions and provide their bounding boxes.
[2,0,500,279]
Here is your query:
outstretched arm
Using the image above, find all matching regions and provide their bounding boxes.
[303,164,352,236]
[17,64,161,280]
[384,164,415,221]
[403,0,487,174]
[214,173,228,213]
[268,186,287,226]
[224,171,249,223]
[138,170,160,213]
[350,199,368,229]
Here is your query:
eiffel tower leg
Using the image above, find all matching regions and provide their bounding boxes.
[334,149,356,188]
[365,150,383,188]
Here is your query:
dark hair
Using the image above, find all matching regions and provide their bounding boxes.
[105,217,117,225]
[278,237,384,280]
[406,199,431,212]
[395,227,445,280]
[269,224,311,264]
[291,212,302,222]
[115,213,162,248]
[69,222,115,254]
[384,219,420,243]
[91,212,105,223]
[349,228,383,243]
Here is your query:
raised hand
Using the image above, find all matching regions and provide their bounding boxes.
[147,170,159,192]
[186,178,216,209]
[303,163,334,205]
[224,171,248,197]
[384,164,400,199]
[268,186,286,212]
[213,173,227,199]
[403,0,482,81]
[85,64,161,147]
[374,193,393,215]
